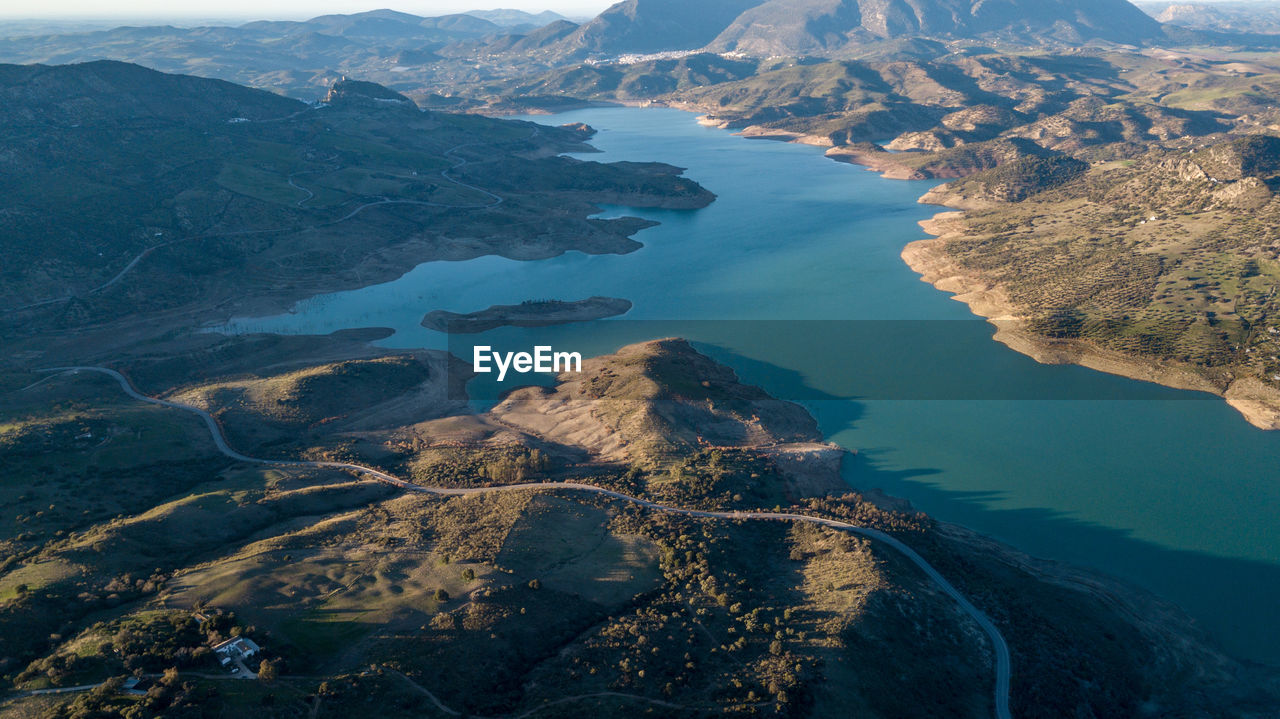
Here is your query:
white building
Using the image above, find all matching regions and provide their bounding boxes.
[212,637,261,665]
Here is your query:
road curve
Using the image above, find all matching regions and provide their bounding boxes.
[36,365,1013,719]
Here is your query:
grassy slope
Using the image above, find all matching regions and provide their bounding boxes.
[913,136,1280,422]
[3,338,1271,717]
[0,63,711,338]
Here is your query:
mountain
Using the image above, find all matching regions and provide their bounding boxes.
[0,10,506,98]
[1135,1,1280,34]
[707,0,1164,55]
[464,8,570,28]
[455,19,581,56]
[241,10,501,41]
[0,60,712,330]
[537,0,1164,59]
[558,0,769,55]
[0,59,301,126]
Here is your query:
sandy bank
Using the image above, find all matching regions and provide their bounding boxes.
[825,146,930,180]
[904,212,1280,430]
[583,105,1280,430]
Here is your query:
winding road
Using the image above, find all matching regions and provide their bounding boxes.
[32,366,1013,719]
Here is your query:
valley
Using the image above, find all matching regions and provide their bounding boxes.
[2,1,1280,717]
[453,45,1280,424]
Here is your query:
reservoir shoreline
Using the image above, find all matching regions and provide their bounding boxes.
[904,212,1280,430]
[690,105,1280,430]
[228,107,1280,663]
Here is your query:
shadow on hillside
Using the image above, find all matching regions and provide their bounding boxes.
[696,340,1280,668]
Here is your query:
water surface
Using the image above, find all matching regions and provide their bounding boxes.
[225,107,1280,663]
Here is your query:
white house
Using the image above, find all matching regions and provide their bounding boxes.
[212,636,261,665]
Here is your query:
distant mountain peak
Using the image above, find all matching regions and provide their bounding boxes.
[565,0,770,55]
[544,0,1163,59]
[709,0,1163,55]
[464,8,571,27]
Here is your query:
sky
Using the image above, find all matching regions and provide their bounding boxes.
[0,1,612,21]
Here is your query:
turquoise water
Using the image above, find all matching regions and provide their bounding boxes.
[224,107,1280,663]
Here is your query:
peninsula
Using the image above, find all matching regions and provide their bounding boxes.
[905,139,1280,429]
[421,296,632,333]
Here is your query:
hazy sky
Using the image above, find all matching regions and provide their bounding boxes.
[0,1,613,21]
[0,0,1259,21]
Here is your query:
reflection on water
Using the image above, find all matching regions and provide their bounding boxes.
[220,107,1280,664]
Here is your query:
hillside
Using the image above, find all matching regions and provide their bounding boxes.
[1136,1,1280,35]
[496,50,1256,154]
[0,10,508,98]
[705,0,1163,57]
[464,9,571,28]
[2,1,1275,105]
[0,61,711,343]
[908,134,1280,427]
[2,336,1273,717]
[4,9,1280,717]
[517,0,1166,60]
[0,60,301,125]
[558,0,768,55]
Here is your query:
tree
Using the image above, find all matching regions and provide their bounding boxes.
[258,659,278,682]
[434,589,450,602]
[90,675,125,700]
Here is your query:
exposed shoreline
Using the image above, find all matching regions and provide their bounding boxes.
[904,213,1280,430]
[687,106,1280,430]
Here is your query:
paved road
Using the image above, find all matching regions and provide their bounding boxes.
[288,171,317,207]
[36,366,1013,719]
[438,142,504,207]
[20,683,101,696]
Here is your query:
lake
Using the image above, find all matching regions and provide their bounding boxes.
[222,107,1280,664]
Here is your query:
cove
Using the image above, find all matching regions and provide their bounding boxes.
[222,107,1280,664]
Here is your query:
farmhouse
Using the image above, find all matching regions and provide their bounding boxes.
[212,636,261,665]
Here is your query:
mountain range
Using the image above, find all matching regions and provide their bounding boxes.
[1135,1,1280,34]
[0,0,1236,95]
[463,8,573,28]
[0,9,517,98]
[502,0,1167,60]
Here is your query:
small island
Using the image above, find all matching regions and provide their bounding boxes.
[421,296,633,333]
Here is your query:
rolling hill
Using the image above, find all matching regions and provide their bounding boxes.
[464,8,573,28]
[4,335,1272,717]
[0,61,711,339]
[0,10,508,97]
